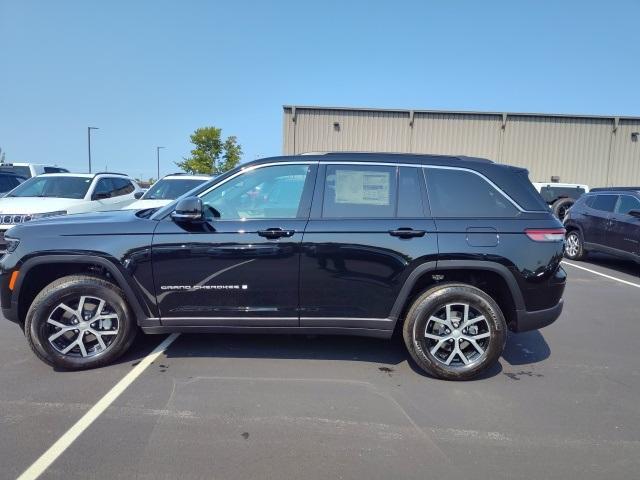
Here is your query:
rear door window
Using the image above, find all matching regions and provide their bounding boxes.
[591,195,618,212]
[425,167,519,217]
[322,165,397,218]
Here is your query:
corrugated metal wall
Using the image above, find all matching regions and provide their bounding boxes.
[410,112,502,160]
[283,106,640,186]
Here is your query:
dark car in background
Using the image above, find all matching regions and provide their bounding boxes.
[0,172,27,195]
[0,162,69,178]
[564,188,640,263]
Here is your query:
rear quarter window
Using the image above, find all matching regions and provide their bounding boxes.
[425,168,519,217]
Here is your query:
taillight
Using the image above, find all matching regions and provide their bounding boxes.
[525,228,566,242]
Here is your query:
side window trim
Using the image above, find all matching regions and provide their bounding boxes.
[424,165,525,214]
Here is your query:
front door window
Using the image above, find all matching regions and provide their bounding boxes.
[200,164,311,220]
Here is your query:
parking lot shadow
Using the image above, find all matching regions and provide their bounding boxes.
[167,333,410,366]
[101,328,549,379]
[580,252,640,279]
[501,330,550,366]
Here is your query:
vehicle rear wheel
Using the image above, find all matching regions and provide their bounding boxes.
[402,283,506,380]
[564,230,586,260]
[25,275,137,370]
[552,197,574,220]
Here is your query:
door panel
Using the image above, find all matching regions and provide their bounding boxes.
[151,163,316,326]
[583,195,617,246]
[609,195,640,255]
[299,163,437,326]
[152,218,305,325]
[300,218,437,323]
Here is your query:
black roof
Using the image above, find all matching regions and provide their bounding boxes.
[247,152,494,168]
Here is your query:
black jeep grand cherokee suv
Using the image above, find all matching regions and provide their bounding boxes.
[0,153,566,380]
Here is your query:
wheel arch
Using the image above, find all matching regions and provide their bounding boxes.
[390,260,524,331]
[563,220,584,236]
[13,254,152,325]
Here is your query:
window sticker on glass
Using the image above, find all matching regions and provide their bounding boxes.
[335,170,390,205]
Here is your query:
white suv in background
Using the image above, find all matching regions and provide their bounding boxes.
[0,162,69,178]
[124,173,211,210]
[0,172,142,245]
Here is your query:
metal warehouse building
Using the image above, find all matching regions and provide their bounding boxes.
[282,105,640,187]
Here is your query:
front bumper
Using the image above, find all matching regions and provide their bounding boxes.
[514,299,563,332]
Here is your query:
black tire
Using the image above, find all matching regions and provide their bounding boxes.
[25,275,137,370]
[564,229,586,260]
[402,283,506,381]
[552,197,574,221]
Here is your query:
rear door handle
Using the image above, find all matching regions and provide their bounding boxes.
[258,228,295,239]
[388,228,426,239]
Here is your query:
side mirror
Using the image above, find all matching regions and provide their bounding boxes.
[134,191,144,199]
[171,196,204,223]
[628,209,640,219]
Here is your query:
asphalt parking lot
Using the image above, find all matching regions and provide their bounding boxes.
[1,254,639,480]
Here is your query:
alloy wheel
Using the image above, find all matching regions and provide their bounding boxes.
[565,233,580,258]
[421,302,491,368]
[46,295,120,358]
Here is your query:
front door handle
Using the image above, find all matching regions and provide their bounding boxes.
[388,228,426,239]
[258,228,295,239]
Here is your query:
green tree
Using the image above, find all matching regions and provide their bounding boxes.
[176,127,242,175]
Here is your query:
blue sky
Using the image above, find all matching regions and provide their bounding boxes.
[1,0,638,180]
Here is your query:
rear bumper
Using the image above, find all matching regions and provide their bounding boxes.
[514,299,563,332]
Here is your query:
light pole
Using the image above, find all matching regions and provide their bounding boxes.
[156,146,165,180]
[87,127,99,173]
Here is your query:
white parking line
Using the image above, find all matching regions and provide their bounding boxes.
[562,261,640,289]
[17,333,180,480]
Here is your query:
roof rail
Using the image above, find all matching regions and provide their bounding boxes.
[93,171,129,177]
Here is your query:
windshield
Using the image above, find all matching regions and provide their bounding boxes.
[7,176,92,199]
[143,178,208,200]
[0,165,31,178]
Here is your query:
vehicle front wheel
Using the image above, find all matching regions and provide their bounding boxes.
[25,275,137,370]
[564,230,585,260]
[402,283,507,380]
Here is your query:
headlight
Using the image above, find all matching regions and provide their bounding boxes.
[29,211,67,220]
[4,237,20,253]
